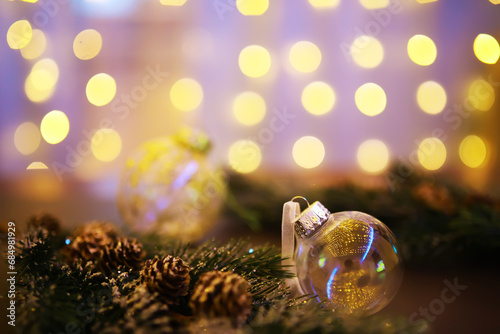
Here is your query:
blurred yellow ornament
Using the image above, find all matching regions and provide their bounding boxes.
[117,128,226,241]
[7,20,32,49]
[236,0,269,15]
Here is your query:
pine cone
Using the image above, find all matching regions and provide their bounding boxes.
[189,270,252,326]
[99,237,146,274]
[140,255,190,305]
[27,213,61,234]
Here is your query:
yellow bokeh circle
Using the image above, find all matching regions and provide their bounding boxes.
[293,136,325,169]
[86,73,117,107]
[14,122,41,155]
[407,35,437,66]
[20,29,47,60]
[236,0,269,15]
[7,20,32,49]
[228,140,262,173]
[467,79,495,111]
[416,81,447,115]
[459,135,487,168]
[238,45,272,78]
[91,128,122,162]
[73,29,103,60]
[40,110,70,145]
[301,81,336,115]
[417,137,446,171]
[233,92,266,126]
[289,41,322,73]
[351,35,384,69]
[355,83,387,116]
[473,34,500,65]
[357,139,389,174]
[170,78,204,111]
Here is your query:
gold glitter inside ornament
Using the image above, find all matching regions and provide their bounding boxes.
[117,128,226,241]
[293,203,403,316]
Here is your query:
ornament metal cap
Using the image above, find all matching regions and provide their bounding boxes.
[292,197,330,238]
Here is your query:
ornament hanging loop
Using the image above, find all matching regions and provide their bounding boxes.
[291,196,310,210]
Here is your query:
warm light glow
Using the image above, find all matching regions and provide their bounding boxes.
[416,81,447,115]
[40,110,70,145]
[236,0,269,15]
[233,92,266,126]
[357,140,389,174]
[91,128,122,162]
[170,78,203,111]
[416,0,438,3]
[289,41,322,73]
[301,81,335,116]
[25,58,59,103]
[159,0,187,5]
[308,0,340,8]
[351,35,384,69]
[418,137,446,171]
[355,83,386,116]
[73,29,102,60]
[238,45,271,78]
[459,135,487,168]
[228,140,262,174]
[293,136,325,169]
[20,29,47,60]
[86,73,117,106]
[490,0,500,4]
[407,35,437,66]
[14,122,41,155]
[27,162,48,170]
[468,79,495,111]
[473,34,500,65]
[7,20,32,49]
[359,0,389,9]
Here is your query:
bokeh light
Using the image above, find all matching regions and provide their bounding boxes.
[473,34,500,64]
[233,92,266,126]
[416,0,438,3]
[91,129,122,162]
[40,110,70,145]
[459,135,487,168]
[418,137,446,171]
[416,81,447,115]
[159,0,188,5]
[355,83,386,116]
[6,20,32,49]
[289,41,322,73]
[308,0,340,7]
[170,78,203,111]
[86,73,117,106]
[293,136,325,169]
[236,0,269,15]
[357,139,389,174]
[25,58,59,103]
[14,122,41,155]
[20,29,47,60]
[351,35,384,68]
[228,140,262,173]
[359,0,389,9]
[301,81,336,115]
[73,29,103,60]
[238,45,271,78]
[27,162,48,170]
[407,35,437,66]
[467,79,495,111]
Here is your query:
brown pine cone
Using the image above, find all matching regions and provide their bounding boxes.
[27,213,61,234]
[63,221,118,264]
[140,255,190,305]
[99,237,146,274]
[189,270,251,326]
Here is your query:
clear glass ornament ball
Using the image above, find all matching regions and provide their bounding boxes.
[295,211,403,316]
[117,130,226,241]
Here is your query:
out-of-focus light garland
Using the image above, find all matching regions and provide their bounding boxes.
[355,83,387,117]
[73,29,102,60]
[20,29,46,60]
[459,135,488,168]
[351,35,384,69]
[14,122,41,156]
[6,20,32,49]
[91,129,122,162]
[357,140,389,174]
[238,45,272,78]
[473,34,500,64]
[301,81,336,116]
[228,140,262,173]
[236,0,269,16]
[407,35,437,66]
[233,92,267,126]
[289,41,322,73]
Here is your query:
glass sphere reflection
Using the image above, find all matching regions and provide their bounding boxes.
[295,211,403,316]
[117,131,226,241]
